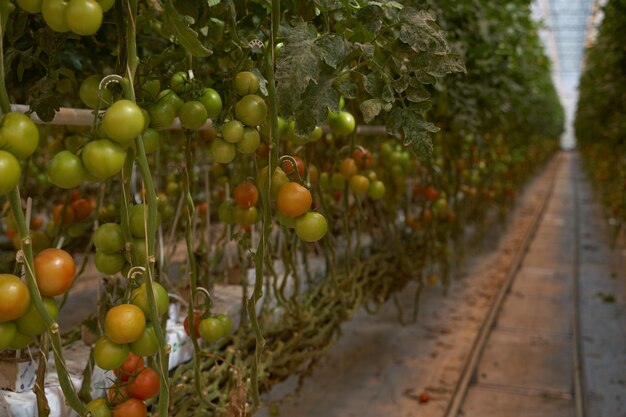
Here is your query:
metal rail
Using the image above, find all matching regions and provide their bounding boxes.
[443,153,564,417]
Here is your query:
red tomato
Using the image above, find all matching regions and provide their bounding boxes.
[127,367,160,400]
[114,352,145,383]
[70,198,92,221]
[113,398,147,417]
[281,156,305,179]
[276,182,312,218]
[34,248,76,296]
[107,384,129,406]
[233,182,259,209]
[424,186,439,202]
[352,147,372,169]
[52,204,75,226]
[183,310,202,339]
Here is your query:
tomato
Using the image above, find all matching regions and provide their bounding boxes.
[79,76,112,109]
[0,322,17,349]
[139,128,160,154]
[105,304,146,344]
[52,203,75,225]
[330,172,346,190]
[66,0,102,36]
[9,331,33,349]
[235,95,267,127]
[210,139,236,164]
[0,274,30,323]
[92,223,125,254]
[127,367,160,400]
[348,174,370,197]
[47,150,87,189]
[95,251,125,275]
[215,313,233,336]
[102,100,145,147]
[277,182,312,218]
[339,157,358,179]
[130,322,159,356]
[423,186,439,202]
[178,101,207,130]
[94,339,128,371]
[15,297,59,336]
[235,71,259,96]
[130,282,169,318]
[277,211,296,228]
[233,206,258,227]
[0,151,21,195]
[169,71,191,93]
[308,164,319,184]
[183,310,202,339]
[0,112,40,159]
[96,0,113,12]
[147,100,176,130]
[70,198,92,221]
[81,139,127,180]
[16,0,43,13]
[12,230,50,254]
[129,204,161,238]
[86,398,112,417]
[107,384,129,406]
[233,182,259,209]
[257,166,289,200]
[295,212,327,243]
[237,128,260,154]
[328,111,355,136]
[280,156,305,178]
[352,147,372,169]
[114,352,144,382]
[156,89,184,112]
[197,88,222,118]
[42,0,69,32]
[222,120,244,144]
[198,317,225,342]
[113,398,147,417]
[34,248,76,296]
[368,180,386,199]
[217,200,236,224]
[127,239,148,266]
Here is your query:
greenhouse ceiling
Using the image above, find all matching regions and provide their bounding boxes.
[532,0,604,148]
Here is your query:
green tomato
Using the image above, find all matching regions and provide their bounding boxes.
[178,101,208,130]
[236,128,260,154]
[15,297,59,336]
[94,251,125,275]
[93,336,129,370]
[367,180,386,199]
[147,100,176,131]
[93,223,124,253]
[217,200,236,225]
[169,71,191,94]
[9,331,33,349]
[128,204,161,238]
[197,88,222,118]
[130,282,169,318]
[295,212,327,243]
[86,398,112,417]
[210,139,236,164]
[79,75,113,109]
[16,0,43,14]
[42,0,69,32]
[233,206,258,227]
[198,317,225,342]
[235,95,267,127]
[0,322,17,349]
[214,313,233,335]
[140,128,160,154]
[222,120,244,144]
[0,112,40,159]
[157,89,184,112]
[96,0,113,12]
[47,150,87,189]
[101,100,145,147]
[0,151,21,195]
[130,322,159,356]
[235,71,259,96]
[328,111,355,136]
[277,211,296,229]
[66,0,103,36]
[81,139,126,180]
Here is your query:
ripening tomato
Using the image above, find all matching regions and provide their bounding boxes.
[113,398,147,417]
[0,274,31,323]
[183,310,202,339]
[233,206,258,227]
[86,398,112,417]
[130,282,169,318]
[15,297,59,336]
[339,158,358,179]
[235,71,259,96]
[233,182,259,209]
[34,248,76,296]
[114,352,144,382]
[277,182,312,218]
[352,147,372,169]
[70,198,92,221]
[424,186,439,202]
[94,336,130,370]
[295,212,327,243]
[127,367,160,400]
[48,151,87,189]
[66,0,103,36]
[348,174,370,197]
[105,304,146,344]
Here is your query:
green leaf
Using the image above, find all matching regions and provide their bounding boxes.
[250,68,268,96]
[363,72,383,97]
[316,34,348,69]
[207,0,221,6]
[294,74,340,136]
[386,107,438,156]
[162,1,212,57]
[398,8,449,53]
[382,84,395,102]
[359,98,391,123]
[406,85,430,103]
[337,78,358,99]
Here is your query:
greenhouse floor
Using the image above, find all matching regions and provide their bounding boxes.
[256,152,626,417]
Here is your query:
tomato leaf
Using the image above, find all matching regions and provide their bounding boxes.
[398,8,449,53]
[316,35,349,69]
[359,98,391,123]
[293,74,339,136]
[162,1,212,57]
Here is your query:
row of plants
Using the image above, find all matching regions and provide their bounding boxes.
[0,0,562,416]
[575,0,626,235]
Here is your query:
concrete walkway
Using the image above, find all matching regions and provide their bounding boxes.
[256,152,626,417]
